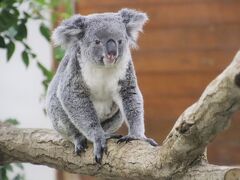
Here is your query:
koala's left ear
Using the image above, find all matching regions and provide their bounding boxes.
[118,8,148,48]
[52,15,86,48]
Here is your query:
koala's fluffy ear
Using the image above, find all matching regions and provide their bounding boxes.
[118,8,148,48]
[52,15,86,48]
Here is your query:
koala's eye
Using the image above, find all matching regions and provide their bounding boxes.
[118,40,122,44]
[95,40,101,45]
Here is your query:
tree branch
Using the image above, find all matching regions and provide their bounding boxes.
[182,164,240,180]
[1,51,240,179]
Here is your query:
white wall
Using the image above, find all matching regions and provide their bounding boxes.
[0,15,55,180]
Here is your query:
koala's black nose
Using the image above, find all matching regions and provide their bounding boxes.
[106,39,117,57]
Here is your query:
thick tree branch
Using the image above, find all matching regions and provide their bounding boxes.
[1,51,240,179]
[183,164,240,180]
[160,51,240,176]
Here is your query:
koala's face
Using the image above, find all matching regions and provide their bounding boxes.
[81,17,127,66]
[52,9,148,67]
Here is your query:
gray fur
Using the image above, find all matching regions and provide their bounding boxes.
[46,8,157,164]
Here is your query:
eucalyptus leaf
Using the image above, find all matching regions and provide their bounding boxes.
[15,23,27,41]
[1,8,18,30]
[6,41,15,60]
[37,62,54,90]
[36,0,47,5]
[4,118,19,125]
[4,165,13,172]
[5,0,16,6]
[54,47,65,61]
[0,36,6,48]
[39,23,50,41]
[37,62,53,79]
[21,51,29,67]
[0,166,8,180]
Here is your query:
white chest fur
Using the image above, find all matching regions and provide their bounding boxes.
[81,59,128,120]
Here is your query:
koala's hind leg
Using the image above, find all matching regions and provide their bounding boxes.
[74,133,88,155]
[47,96,88,153]
[101,109,124,139]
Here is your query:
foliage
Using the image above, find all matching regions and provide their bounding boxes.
[4,118,19,125]
[0,0,75,91]
[0,0,52,63]
[0,164,25,180]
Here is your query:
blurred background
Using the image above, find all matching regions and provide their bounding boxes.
[0,0,240,180]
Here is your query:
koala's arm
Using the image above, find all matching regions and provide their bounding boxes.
[119,61,145,137]
[57,55,105,142]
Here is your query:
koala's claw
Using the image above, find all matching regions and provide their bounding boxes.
[117,135,159,146]
[94,146,107,164]
[145,138,158,146]
[74,137,88,155]
[94,137,107,164]
[117,135,136,144]
[95,147,107,164]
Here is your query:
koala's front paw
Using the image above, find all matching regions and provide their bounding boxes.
[74,136,88,155]
[93,136,107,164]
[117,135,158,146]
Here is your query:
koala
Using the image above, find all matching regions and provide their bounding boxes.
[46,8,158,164]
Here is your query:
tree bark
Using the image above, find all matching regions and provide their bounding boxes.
[1,51,240,179]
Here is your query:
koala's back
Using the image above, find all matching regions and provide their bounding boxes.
[46,56,68,107]
[46,53,70,99]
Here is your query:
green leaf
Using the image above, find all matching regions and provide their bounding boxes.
[39,23,50,41]
[0,8,19,32]
[21,51,29,67]
[0,166,8,180]
[4,118,19,125]
[0,163,24,180]
[5,0,16,6]
[0,36,6,48]
[37,62,54,90]
[15,23,27,41]
[36,0,47,5]
[37,62,53,80]
[54,47,65,62]
[6,41,15,60]
[4,165,13,172]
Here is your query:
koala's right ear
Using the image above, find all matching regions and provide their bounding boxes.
[52,15,86,48]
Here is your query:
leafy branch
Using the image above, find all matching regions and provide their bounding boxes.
[0,0,75,91]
